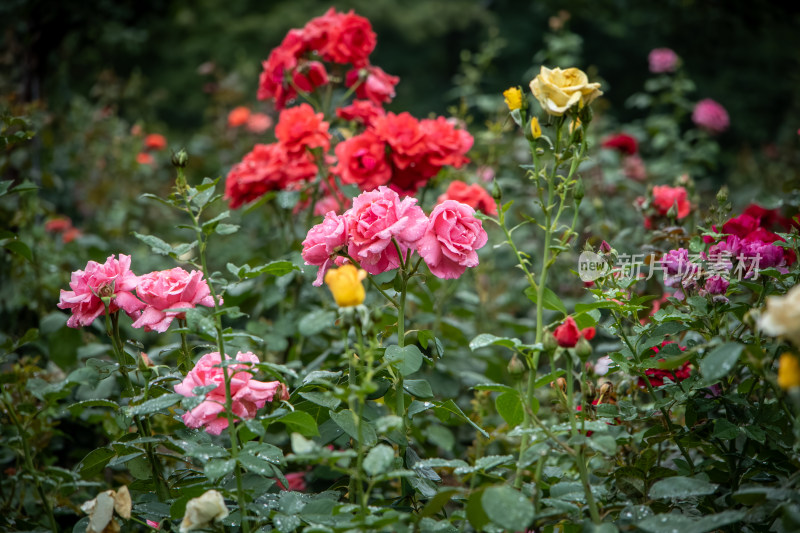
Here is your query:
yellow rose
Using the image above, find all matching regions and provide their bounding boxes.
[325,264,367,307]
[529,66,602,116]
[503,87,523,111]
[759,283,800,346]
[778,353,800,390]
[530,117,542,139]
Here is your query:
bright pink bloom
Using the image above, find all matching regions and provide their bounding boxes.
[336,99,386,126]
[437,180,497,216]
[131,268,218,333]
[692,98,729,134]
[648,48,678,73]
[144,133,167,151]
[652,185,691,219]
[417,200,487,279]
[275,103,330,154]
[246,113,273,134]
[174,351,288,435]
[332,131,391,191]
[345,187,428,275]
[346,66,399,105]
[302,212,349,286]
[58,254,145,328]
[146,520,160,530]
[602,133,638,155]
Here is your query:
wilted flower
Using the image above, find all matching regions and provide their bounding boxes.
[180,490,229,533]
[81,486,131,533]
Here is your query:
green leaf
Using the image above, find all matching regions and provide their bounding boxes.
[77,448,115,477]
[495,391,524,427]
[278,411,320,437]
[466,489,490,530]
[712,419,739,440]
[127,393,182,416]
[481,485,535,531]
[133,232,174,256]
[329,409,377,447]
[298,309,336,337]
[636,510,745,533]
[473,383,517,393]
[298,391,340,410]
[363,444,395,477]
[238,451,278,477]
[66,399,119,414]
[469,333,521,351]
[649,476,718,499]
[1,238,33,262]
[204,458,235,481]
[215,223,239,235]
[700,342,744,382]
[385,345,423,376]
[524,285,567,315]
[403,379,433,399]
[434,400,489,438]
[185,307,216,338]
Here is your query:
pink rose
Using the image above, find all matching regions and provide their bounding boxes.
[648,48,678,73]
[58,254,145,328]
[302,212,349,286]
[345,187,428,275]
[692,98,729,134]
[245,113,273,134]
[174,351,288,435]
[417,200,487,279]
[277,472,307,492]
[131,268,218,333]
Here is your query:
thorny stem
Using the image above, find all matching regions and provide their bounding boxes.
[2,393,58,532]
[106,312,170,501]
[177,318,192,373]
[178,166,250,533]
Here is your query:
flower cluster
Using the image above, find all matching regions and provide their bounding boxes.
[58,255,218,331]
[257,8,388,110]
[333,112,472,195]
[302,187,488,285]
[174,351,288,435]
[224,103,330,208]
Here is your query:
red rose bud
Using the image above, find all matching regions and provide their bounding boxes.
[553,316,581,348]
[581,327,595,341]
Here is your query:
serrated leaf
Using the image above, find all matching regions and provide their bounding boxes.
[434,399,489,438]
[204,458,235,481]
[238,451,278,477]
[127,393,182,416]
[469,333,521,351]
[649,476,717,499]
[363,444,394,477]
[132,232,173,256]
[1,238,33,262]
[78,447,115,477]
[298,391,340,410]
[473,383,517,393]
[481,485,534,531]
[384,345,423,376]
[278,411,319,437]
[329,409,377,447]
[700,342,744,382]
[524,285,567,315]
[636,510,745,533]
[403,379,433,399]
[495,391,524,427]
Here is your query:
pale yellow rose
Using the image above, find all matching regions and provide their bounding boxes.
[180,490,229,533]
[759,283,800,346]
[81,486,130,533]
[529,66,602,116]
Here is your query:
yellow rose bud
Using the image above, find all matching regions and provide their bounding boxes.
[778,353,800,390]
[503,87,523,111]
[530,117,542,139]
[529,66,602,116]
[324,264,367,307]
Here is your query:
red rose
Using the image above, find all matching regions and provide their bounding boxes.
[275,103,331,154]
[320,10,376,66]
[638,341,691,388]
[601,133,638,155]
[257,30,306,109]
[336,99,386,126]
[332,131,391,191]
[437,180,497,216]
[292,61,329,93]
[373,112,426,170]
[651,185,690,219]
[553,317,595,348]
[346,66,399,105]
[144,133,167,151]
[419,117,473,169]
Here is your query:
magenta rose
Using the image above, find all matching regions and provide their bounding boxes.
[417,200,488,279]
[174,351,288,435]
[692,98,729,134]
[302,212,349,286]
[345,187,428,275]
[58,254,145,328]
[648,48,678,73]
[131,268,218,333]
